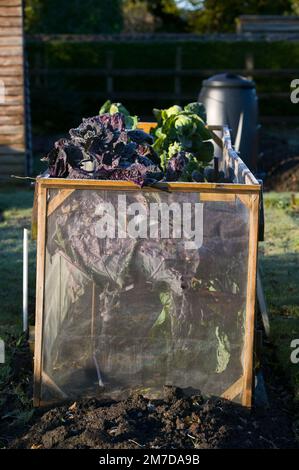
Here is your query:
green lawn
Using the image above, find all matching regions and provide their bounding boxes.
[0,186,36,331]
[259,193,299,404]
[0,186,298,409]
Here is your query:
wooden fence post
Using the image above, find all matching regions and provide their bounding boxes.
[106,50,114,98]
[34,50,42,87]
[175,46,182,103]
[245,52,254,81]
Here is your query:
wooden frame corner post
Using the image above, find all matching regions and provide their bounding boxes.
[33,182,47,406]
[242,193,260,407]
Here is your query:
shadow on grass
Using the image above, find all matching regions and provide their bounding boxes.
[260,251,299,409]
[260,252,299,316]
[0,185,35,212]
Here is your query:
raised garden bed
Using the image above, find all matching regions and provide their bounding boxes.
[32,124,260,408]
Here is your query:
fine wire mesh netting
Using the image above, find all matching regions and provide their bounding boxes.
[41,188,249,403]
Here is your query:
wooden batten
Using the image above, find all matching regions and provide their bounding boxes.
[42,371,68,399]
[38,177,260,195]
[33,184,47,407]
[47,189,75,216]
[200,193,236,203]
[208,129,223,149]
[221,377,243,401]
[242,194,259,406]
[237,193,252,210]
[137,121,156,133]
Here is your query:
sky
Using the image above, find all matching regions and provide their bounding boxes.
[175,0,203,10]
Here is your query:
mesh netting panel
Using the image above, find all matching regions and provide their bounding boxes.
[41,189,249,403]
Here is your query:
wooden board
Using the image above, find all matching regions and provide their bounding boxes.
[0,134,24,145]
[47,189,75,216]
[0,0,25,180]
[242,194,259,406]
[39,177,260,195]
[0,124,24,134]
[0,85,24,96]
[137,121,156,134]
[0,16,22,26]
[0,95,24,105]
[0,36,23,45]
[0,104,24,115]
[0,142,24,152]
[221,377,243,401]
[0,55,23,66]
[33,185,47,407]
[0,0,23,6]
[0,6,22,16]
[200,193,236,203]
[0,76,24,86]
[0,114,24,124]
[0,27,22,35]
[0,45,23,56]
[0,65,23,76]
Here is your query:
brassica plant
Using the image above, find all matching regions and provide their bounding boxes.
[100,100,138,130]
[43,112,162,186]
[43,101,218,185]
[152,102,214,182]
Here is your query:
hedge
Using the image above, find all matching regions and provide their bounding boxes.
[26,40,299,132]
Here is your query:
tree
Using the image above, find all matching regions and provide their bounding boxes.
[123,0,161,33]
[146,0,188,32]
[184,0,292,33]
[25,0,123,34]
[290,0,299,14]
[122,0,188,33]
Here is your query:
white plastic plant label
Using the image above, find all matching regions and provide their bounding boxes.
[0,339,5,364]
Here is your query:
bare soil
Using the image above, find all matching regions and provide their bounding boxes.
[4,328,296,449]
[10,382,298,449]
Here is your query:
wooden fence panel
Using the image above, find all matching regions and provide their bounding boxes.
[27,39,297,109]
[0,0,26,179]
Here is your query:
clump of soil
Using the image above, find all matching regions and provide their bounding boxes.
[263,157,299,192]
[11,385,297,449]
[1,328,298,449]
[259,130,299,192]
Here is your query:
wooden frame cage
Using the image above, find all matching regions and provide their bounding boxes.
[33,124,260,407]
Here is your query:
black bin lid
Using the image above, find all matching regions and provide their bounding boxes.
[202,73,255,89]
